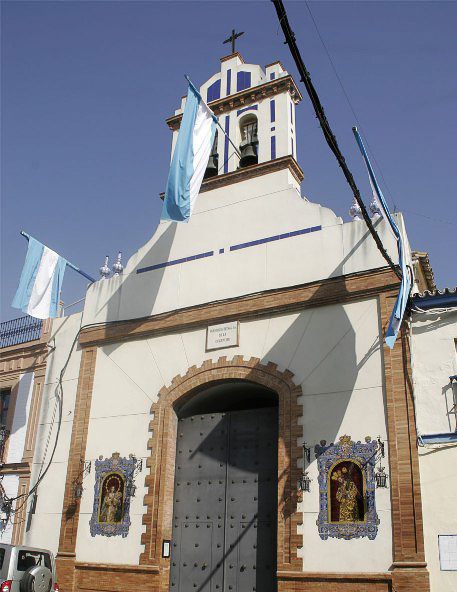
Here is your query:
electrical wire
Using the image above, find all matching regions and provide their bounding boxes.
[271,0,401,280]
[3,320,108,513]
[303,1,398,212]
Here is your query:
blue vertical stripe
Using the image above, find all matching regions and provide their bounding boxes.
[271,136,276,160]
[207,80,221,102]
[237,71,251,91]
[270,100,275,123]
[291,137,294,157]
[224,115,230,173]
[226,69,231,95]
[290,102,293,124]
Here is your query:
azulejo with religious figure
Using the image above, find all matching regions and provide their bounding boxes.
[314,435,380,540]
[90,452,135,538]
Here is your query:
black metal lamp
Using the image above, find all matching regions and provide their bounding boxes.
[73,460,91,499]
[375,436,389,488]
[297,472,311,492]
[74,481,84,498]
[375,466,388,488]
[297,442,312,493]
[126,479,137,498]
[126,455,143,498]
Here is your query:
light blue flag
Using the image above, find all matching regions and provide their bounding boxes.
[353,128,411,348]
[161,80,217,222]
[12,236,67,319]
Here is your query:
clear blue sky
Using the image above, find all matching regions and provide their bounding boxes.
[2,0,456,322]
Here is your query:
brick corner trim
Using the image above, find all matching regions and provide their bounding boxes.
[140,355,304,584]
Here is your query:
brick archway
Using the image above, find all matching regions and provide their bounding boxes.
[140,355,303,585]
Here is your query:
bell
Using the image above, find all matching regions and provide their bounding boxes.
[239,141,258,168]
[204,153,218,179]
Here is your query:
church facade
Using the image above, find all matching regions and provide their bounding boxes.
[5,53,433,592]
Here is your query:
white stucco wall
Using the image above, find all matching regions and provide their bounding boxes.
[81,169,399,327]
[74,296,391,572]
[23,312,83,554]
[412,309,457,592]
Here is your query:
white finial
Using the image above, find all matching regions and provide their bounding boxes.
[112,252,124,276]
[349,197,362,221]
[369,195,383,219]
[100,256,111,279]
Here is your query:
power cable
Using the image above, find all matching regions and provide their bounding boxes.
[303,1,398,212]
[271,0,401,280]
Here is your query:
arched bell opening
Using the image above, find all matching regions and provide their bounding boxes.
[238,114,258,168]
[169,379,278,592]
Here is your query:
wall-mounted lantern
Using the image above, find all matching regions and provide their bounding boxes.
[375,436,389,488]
[297,442,312,492]
[375,466,388,489]
[74,460,91,499]
[126,455,143,498]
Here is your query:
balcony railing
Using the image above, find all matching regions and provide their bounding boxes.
[0,315,43,348]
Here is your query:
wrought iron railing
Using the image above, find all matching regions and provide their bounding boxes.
[0,315,43,348]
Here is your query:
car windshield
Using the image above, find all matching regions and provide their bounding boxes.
[17,551,51,571]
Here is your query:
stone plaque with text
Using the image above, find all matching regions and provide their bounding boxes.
[206,322,239,351]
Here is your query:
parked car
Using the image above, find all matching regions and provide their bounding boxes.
[0,544,59,592]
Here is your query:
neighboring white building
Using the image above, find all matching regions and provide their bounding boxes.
[411,288,457,592]
[2,51,435,592]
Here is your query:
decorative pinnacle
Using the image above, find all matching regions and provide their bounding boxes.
[112,252,124,276]
[369,195,383,219]
[349,197,363,221]
[99,255,111,279]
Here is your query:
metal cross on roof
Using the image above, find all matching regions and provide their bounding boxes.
[223,29,244,54]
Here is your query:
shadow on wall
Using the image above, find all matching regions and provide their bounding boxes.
[413,311,457,335]
[260,255,384,520]
[95,223,177,346]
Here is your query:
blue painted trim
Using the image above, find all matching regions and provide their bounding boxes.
[419,432,457,445]
[230,225,321,252]
[207,79,221,103]
[137,251,213,274]
[136,226,322,275]
[224,115,230,173]
[290,102,293,123]
[271,136,276,160]
[271,127,275,132]
[412,292,457,310]
[237,105,258,116]
[291,137,294,157]
[270,100,275,123]
[237,71,251,92]
[226,69,231,96]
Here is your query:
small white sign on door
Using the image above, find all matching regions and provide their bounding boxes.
[206,321,239,351]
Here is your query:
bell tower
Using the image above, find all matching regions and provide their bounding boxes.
[166,52,303,185]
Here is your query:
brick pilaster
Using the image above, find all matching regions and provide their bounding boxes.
[380,292,429,592]
[56,346,97,591]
